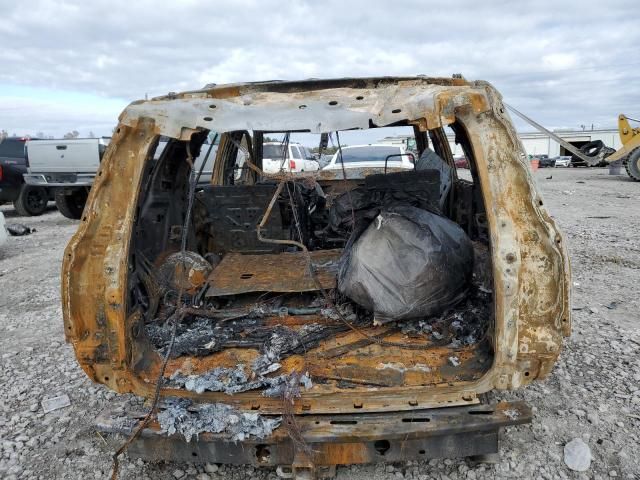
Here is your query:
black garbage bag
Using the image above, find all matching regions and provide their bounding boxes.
[328,169,442,236]
[6,224,35,236]
[337,205,474,324]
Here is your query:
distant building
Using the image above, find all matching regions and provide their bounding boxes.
[379,129,622,158]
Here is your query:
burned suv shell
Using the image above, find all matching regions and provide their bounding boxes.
[62,77,570,470]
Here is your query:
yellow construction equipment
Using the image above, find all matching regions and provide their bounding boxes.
[606,114,640,181]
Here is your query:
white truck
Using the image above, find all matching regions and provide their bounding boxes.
[24,138,110,219]
[24,135,217,219]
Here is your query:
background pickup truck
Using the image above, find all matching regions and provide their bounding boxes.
[0,137,50,216]
[24,138,110,219]
[24,135,218,219]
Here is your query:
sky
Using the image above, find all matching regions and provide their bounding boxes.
[1,0,639,142]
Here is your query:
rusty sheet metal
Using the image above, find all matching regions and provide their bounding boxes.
[118,77,491,139]
[96,400,531,466]
[206,249,341,297]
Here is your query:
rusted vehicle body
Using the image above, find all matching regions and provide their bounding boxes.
[62,76,570,476]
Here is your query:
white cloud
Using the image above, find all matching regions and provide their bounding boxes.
[542,53,578,70]
[0,0,639,136]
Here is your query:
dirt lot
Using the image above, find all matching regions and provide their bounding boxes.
[1,168,639,480]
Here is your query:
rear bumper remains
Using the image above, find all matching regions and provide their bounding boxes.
[97,400,530,469]
[23,172,95,187]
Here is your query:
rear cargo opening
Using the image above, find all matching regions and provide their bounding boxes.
[126,122,494,409]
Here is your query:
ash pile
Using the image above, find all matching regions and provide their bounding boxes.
[140,149,492,440]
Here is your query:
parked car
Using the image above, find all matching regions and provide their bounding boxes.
[537,156,556,168]
[0,210,6,248]
[454,156,469,169]
[323,144,414,170]
[262,142,320,173]
[554,156,572,167]
[0,137,49,216]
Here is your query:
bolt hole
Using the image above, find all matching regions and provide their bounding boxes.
[104,377,109,382]
[373,440,390,456]
[203,116,213,121]
[392,108,402,114]
[191,452,198,457]
[255,444,271,463]
[299,105,307,109]
[538,200,543,206]
[240,273,254,279]
[524,371,530,377]
[328,100,338,106]
[419,449,426,454]
[209,104,216,109]
[355,96,364,100]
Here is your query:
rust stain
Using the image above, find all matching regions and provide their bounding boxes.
[206,249,341,296]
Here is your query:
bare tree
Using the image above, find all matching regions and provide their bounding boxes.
[63,130,80,139]
[88,131,95,138]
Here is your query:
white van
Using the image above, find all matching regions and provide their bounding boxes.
[262,142,320,173]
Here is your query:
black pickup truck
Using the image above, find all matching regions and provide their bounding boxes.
[0,137,49,216]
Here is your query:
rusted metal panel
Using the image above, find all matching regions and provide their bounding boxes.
[97,401,530,466]
[118,78,491,140]
[206,249,341,296]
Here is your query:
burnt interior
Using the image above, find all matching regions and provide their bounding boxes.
[126,121,494,395]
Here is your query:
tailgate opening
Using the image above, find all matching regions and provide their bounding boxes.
[125,122,496,413]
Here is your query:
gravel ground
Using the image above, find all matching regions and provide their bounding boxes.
[1,168,639,480]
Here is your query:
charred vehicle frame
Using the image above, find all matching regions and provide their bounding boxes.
[62,76,570,477]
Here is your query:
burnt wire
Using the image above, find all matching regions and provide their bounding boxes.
[278,132,291,172]
[261,180,436,367]
[333,131,356,233]
[195,133,218,185]
[111,140,200,480]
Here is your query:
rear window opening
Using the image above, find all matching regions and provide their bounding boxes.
[127,121,494,401]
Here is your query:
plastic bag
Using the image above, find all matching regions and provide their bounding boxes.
[337,205,474,324]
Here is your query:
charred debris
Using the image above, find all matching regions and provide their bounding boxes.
[127,129,493,442]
